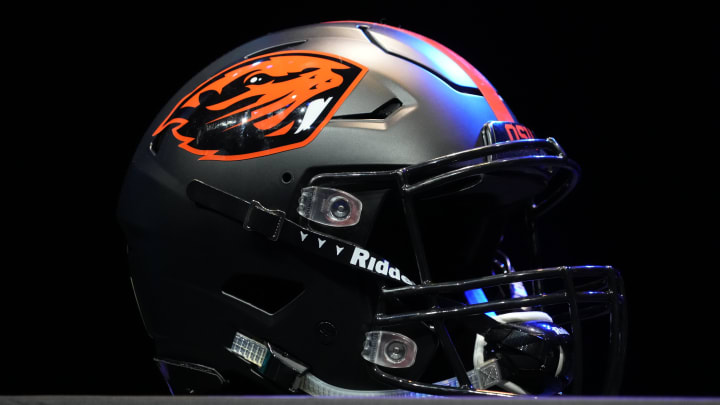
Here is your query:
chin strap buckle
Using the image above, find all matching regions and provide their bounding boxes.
[263,343,309,392]
[474,359,503,389]
[243,200,286,241]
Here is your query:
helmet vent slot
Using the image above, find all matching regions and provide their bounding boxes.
[332,98,402,120]
[221,274,304,315]
[358,25,482,96]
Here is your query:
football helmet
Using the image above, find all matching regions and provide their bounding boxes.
[117,21,626,397]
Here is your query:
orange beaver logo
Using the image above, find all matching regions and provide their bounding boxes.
[153,51,367,160]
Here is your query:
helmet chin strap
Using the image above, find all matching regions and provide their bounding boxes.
[303,311,566,397]
[300,364,516,397]
[228,331,514,397]
[473,311,560,395]
[299,370,511,397]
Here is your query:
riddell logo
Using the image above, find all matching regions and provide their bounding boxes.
[350,247,415,286]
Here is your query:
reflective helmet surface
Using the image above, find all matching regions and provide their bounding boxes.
[117,21,625,397]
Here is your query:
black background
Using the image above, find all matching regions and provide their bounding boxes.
[5,3,718,397]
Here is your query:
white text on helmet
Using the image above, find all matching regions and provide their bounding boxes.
[349,247,414,285]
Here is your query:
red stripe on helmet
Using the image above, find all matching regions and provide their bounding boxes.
[409,34,515,122]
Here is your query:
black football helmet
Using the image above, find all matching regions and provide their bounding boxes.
[117,21,626,397]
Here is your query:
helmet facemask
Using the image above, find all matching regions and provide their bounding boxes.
[261,132,626,396]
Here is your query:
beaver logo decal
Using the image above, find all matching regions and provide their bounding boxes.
[153,51,367,160]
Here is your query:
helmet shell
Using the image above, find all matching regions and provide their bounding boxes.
[118,21,541,393]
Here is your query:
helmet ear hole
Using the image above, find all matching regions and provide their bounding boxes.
[221,274,304,315]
